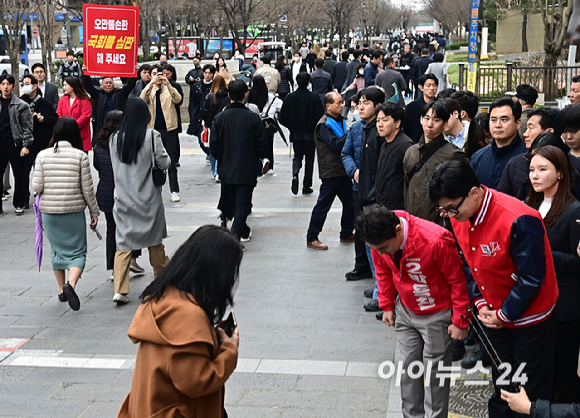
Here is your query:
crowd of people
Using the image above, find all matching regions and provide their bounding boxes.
[1,34,580,417]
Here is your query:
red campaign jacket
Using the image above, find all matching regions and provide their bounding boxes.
[373,211,470,329]
[451,187,559,328]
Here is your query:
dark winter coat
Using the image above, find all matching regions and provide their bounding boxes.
[278,87,325,139]
[359,118,381,206]
[92,144,115,213]
[375,131,414,210]
[315,114,349,179]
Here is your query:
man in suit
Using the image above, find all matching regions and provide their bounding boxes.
[409,49,432,99]
[31,63,59,111]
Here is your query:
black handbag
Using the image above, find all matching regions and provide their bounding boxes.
[150,131,167,187]
[261,99,279,136]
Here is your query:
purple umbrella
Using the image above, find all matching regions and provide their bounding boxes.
[33,194,43,271]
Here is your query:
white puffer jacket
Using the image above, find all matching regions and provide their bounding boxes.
[32,141,99,217]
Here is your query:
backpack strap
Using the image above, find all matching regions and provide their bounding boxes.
[407,139,448,181]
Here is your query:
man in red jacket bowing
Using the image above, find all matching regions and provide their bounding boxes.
[429,159,558,418]
[356,205,469,418]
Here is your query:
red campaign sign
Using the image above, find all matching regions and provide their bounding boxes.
[168,39,199,56]
[243,39,264,58]
[83,4,139,77]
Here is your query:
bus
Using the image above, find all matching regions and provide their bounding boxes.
[0,27,29,66]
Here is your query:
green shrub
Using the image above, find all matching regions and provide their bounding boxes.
[448,41,469,51]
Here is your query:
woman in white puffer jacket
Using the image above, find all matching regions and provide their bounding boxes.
[32,116,99,312]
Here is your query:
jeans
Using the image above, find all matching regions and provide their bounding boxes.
[306,176,354,242]
[159,129,180,193]
[365,244,378,299]
[292,140,315,189]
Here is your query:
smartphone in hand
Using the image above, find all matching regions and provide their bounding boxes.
[222,311,237,337]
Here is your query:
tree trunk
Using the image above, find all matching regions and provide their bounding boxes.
[522,10,528,52]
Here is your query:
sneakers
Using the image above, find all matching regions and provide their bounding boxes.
[171,192,180,202]
[205,155,210,165]
[14,207,24,215]
[265,169,276,176]
[240,228,252,242]
[1,191,9,201]
[302,187,314,195]
[113,293,130,304]
[130,261,145,274]
[214,175,221,183]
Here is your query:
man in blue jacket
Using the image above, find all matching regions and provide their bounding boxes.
[364,50,383,87]
[470,98,526,189]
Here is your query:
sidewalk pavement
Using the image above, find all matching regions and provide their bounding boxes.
[0,129,490,417]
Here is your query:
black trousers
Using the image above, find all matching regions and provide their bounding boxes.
[353,190,371,272]
[0,138,28,211]
[292,140,315,189]
[554,319,580,403]
[266,134,275,170]
[158,129,180,193]
[306,176,354,242]
[222,182,255,240]
[104,212,141,271]
[487,315,555,418]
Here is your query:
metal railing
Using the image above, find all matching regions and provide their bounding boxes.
[457,63,580,101]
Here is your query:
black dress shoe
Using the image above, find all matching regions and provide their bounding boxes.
[376,311,384,320]
[364,299,381,312]
[363,288,374,298]
[464,329,477,346]
[302,187,313,195]
[291,175,299,195]
[345,269,373,281]
[452,339,466,361]
[461,348,492,369]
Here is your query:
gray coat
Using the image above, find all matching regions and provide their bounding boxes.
[110,129,171,251]
[0,95,34,148]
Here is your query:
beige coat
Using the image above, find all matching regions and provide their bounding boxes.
[140,82,182,132]
[118,286,237,418]
[32,141,99,217]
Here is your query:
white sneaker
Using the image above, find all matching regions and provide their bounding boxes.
[240,228,252,242]
[205,155,210,165]
[113,293,130,304]
[109,274,114,281]
[214,175,221,183]
[171,192,180,202]
[266,169,276,176]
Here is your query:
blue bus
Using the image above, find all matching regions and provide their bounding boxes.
[0,27,29,66]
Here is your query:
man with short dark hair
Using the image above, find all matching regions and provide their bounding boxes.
[279,72,325,196]
[355,204,469,418]
[374,57,407,105]
[343,50,362,90]
[399,44,414,98]
[306,92,355,250]
[210,79,268,242]
[310,58,333,101]
[254,54,281,93]
[450,90,479,124]
[470,98,526,189]
[0,74,33,215]
[185,57,204,136]
[82,66,137,145]
[364,50,383,87]
[299,42,309,60]
[162,64,184,135]
[129,64,152,99]
[498,107,566,199]
[59,50,81,83]
[403,74,438,143]
[441,98,468,149]
[323,49,337,74]
[514,84,538,138]
[31,63,59,111]
[428,159,559,418]
[403,101,467,226]
[187,64,215,142]
[19,74,58,203]
[331,51,349,91]
[409,48,432,99]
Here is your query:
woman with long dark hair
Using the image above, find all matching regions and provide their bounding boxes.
[118,225,242,418]
[247,75,282,175]
[93,110,144,279]
[32,117,99,311]
[215,57,233,85]
[109,98,171,305]
[465,112,492,159]
[57,76,92,151]
[275,55,293,100]
[201,74,229,181]
[528,145,580,403]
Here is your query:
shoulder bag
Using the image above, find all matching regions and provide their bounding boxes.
[150,131,167,187]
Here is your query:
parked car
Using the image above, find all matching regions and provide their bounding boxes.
[0,56,29,80]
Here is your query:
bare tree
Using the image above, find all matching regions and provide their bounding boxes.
[537,0,573,67]
[423,0,470,39]
[320,0,356,46]
[1,0,36,92]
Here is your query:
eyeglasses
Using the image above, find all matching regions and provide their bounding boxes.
[436,195,467,215]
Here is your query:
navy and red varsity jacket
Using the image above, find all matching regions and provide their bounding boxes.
[451,187,559,328]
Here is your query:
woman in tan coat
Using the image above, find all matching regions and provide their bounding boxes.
[118,225,243,418]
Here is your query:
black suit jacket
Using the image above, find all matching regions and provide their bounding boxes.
[42,82,59,111]
[278,87,325,138]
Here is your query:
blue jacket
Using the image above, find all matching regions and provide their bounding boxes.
[341,120,365,191]
[364,62,378,87]
[470,134,526,189]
